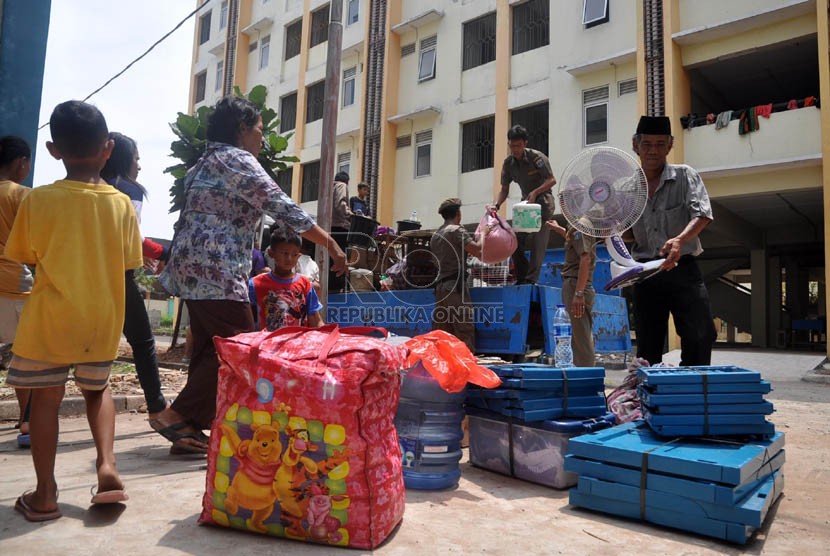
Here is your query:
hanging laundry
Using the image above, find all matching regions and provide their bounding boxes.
[804,96,816,107]
[787,99,799,110]
[715,110,732,130]
[755,103,773,119]
[705,113,716,125]
[738,107,759,135]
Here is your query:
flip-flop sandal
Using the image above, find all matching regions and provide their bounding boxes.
[169,438,209,455]
[90,486,129,505]
[15,491,62,522]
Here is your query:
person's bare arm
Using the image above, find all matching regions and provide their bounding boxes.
[571,251,592,319]
[545,219,567,238]
[464,239,483,260]
[527,175,556,203]
[300,225,347,275]
[493,183,510,210]
[307,311,324,328]
[659,216,712,270]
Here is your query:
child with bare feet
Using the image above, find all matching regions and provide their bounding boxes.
[5,101,143,521]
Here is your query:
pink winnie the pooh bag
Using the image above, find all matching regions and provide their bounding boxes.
[201,325,407,549]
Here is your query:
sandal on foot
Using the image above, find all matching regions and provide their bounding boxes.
[17,433,30,449]
[90,486,129,505]
[15,491,61,522]
[169,437,209,455]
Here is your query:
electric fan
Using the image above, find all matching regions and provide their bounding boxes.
[557,146,664,290]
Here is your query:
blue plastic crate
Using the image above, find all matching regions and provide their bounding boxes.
[537,286,632,355]
[642,401,775,415]
[638,381,773,394]
[469,285,535,354]
[502,377,606,392]
[564,448,786,506]
[638,366,763,385]
[567,420,786,485]
[638,386,767,406]
[489,364,606,380]
[535,246,618,295]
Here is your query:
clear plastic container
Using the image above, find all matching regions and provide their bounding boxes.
[394,362,466,490]
[553,304,573,368]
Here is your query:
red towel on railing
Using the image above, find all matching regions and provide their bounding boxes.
[805,96,816,107]
[755,103,773,118]
[787,99,799,110]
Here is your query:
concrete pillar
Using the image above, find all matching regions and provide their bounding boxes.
[768,256,782,347]
[751,249,768,347]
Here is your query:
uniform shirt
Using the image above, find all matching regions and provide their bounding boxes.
[159,143,315,302]
[0,180,32,298]
[561,228,596,284]
[430,223,472,294]
[248,272,322,330]
[630,164,713,261]
[500,148,556,210]
[332,181,351,229]
[5,180,143,363]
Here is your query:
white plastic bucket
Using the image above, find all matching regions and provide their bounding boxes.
[512,201,542,232]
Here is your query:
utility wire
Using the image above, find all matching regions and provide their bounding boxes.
[38,4,204,130]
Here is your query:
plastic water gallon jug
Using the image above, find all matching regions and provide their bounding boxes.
[394,361,466,490]
[512,201,542,232]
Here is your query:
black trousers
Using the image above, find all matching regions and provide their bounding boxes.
[330,226,349,291]
[632,257,717,366]
[124,270,166,414]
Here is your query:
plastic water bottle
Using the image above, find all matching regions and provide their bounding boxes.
[410,210,419,222]
[553,304,574,368]
[394,361,466,490]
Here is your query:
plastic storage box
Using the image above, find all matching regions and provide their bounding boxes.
[468,411,617,488]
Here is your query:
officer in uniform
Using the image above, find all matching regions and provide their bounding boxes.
[546,219,597,367]
[494,125,556,284]
[430,198,483,352]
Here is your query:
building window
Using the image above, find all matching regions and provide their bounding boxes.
[461,116,495,173]
[618,78,637,96]
[342,66,356,107]
[306,81,325,123]
[512,0,548,55]
[199,11,212,45]
[347,0,359,25]
[396,134,412,149]
[215,60,224,92]
[301,160,321,202]
[276,167,293,196]
[511,102,549,156]
[219,1,228,30]
[583,0,610,28]
[194,71,207,104]
[310,4,330,48]
[418,35,437,82]
[462,12,496,71]
[337,152,351,177]
[259,34,271,70]
[280,92,297,133]
[583,86,609,146]
[285,20,302,60]
[415,130,432,178]
[400,43,416,57]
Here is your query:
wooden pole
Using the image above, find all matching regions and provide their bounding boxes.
[316,0,344,314]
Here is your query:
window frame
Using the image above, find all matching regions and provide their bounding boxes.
[342,66,357,107]
[461,116,496,174]
[214,60,224,92]
[347,0,359,25]
[310,4,330,48]
[219,1,228,30]
[199,11,212,45]
[259,34,271,70]
[418,36,437,82]
[511,0,549,55]
[276,167,293,196]
[414,130,432,178]
[301,160,321,203]
[583,86,610,146]
[305,81,326,123]
[582,0,610,28]
[194,71,207,104]
[510,101,549,156]
[280,92,298,133]
[285,19,302,60]
[462,11,497,71]
[337,152,351,178]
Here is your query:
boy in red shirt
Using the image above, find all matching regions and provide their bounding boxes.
[248,231,323,330]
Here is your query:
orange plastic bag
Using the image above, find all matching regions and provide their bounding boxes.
[404,330,502,393]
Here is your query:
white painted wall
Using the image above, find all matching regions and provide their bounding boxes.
[678,0,810,32]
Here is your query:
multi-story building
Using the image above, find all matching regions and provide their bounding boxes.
[189,0,829,353]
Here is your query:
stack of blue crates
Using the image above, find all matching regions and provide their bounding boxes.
[466,363,608,421]
[564,420,785,544]
[637,366,776,438]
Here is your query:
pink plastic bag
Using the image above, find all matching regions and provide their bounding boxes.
[476,207,518,264]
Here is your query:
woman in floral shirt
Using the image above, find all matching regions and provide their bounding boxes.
[155,96,346,453]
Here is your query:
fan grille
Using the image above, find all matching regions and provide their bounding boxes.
[557,146,647,238]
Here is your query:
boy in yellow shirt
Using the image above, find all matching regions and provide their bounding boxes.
[5,101,143,521]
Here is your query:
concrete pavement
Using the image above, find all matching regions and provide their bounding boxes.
[1,349,829,555]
